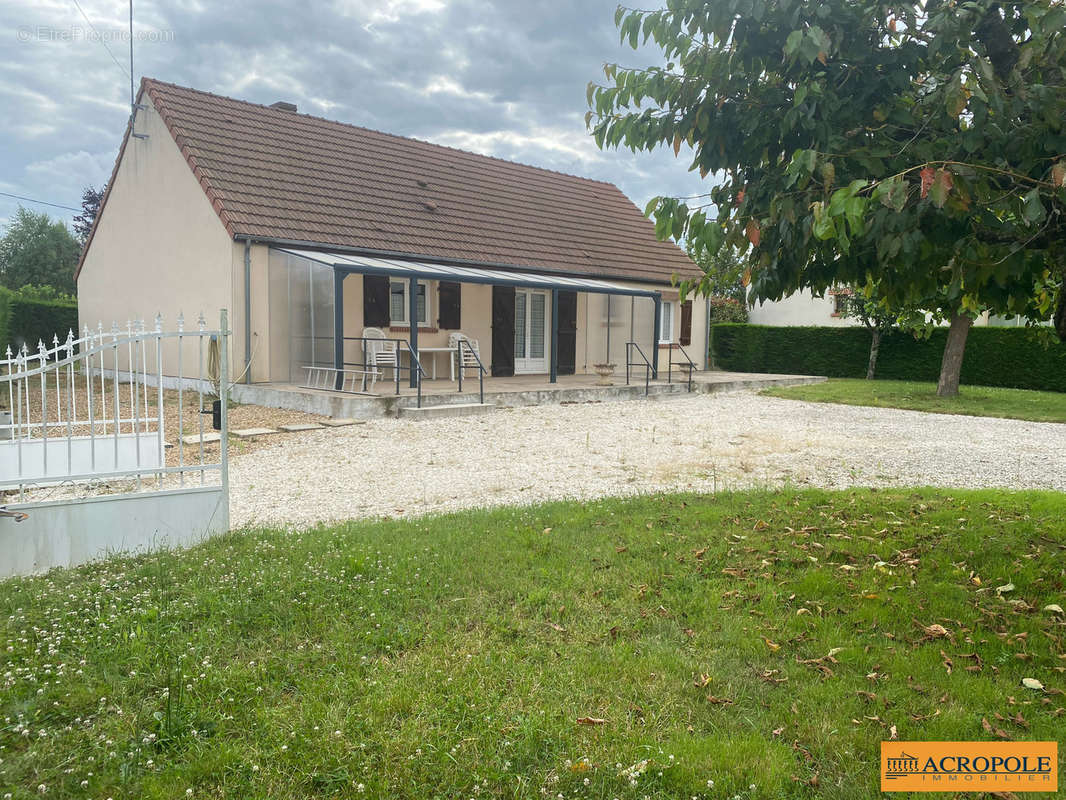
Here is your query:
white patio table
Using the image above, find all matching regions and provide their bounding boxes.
[403,345,459,381]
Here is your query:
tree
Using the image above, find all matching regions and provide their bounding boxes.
[837,287,928,379]
[588,0,1066,396]
[684,241,746,302]
[72,185,105,244]
[0,208,80,294]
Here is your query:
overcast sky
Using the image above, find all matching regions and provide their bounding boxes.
[0,0,707,231]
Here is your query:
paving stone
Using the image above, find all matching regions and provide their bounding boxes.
[180,432,221,445]
[320,418,365,427]
[231,427,279,439]
[278,423,325,432]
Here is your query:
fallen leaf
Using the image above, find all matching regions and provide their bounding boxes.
[1021,678,1044,691]
[996,582,1015,595]
[576,717,607,725]
[889,724,898,740]
[764,638,781,652]
[1043,604,1063,614]
[706,695,734,705]
[940,651,954,675]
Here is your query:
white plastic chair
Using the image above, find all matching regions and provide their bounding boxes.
[363,327,398,389]
[448,332,482,380]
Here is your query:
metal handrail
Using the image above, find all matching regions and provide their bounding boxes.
[341,336,427,407]
[625,341,652,395]
[455,339,486,405]
[667,344,697,392]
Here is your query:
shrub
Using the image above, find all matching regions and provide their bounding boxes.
[0,287,79,352]
[710,323,1066,392]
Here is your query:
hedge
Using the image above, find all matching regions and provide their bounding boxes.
[0,288,79,353]
[710,323,1066,392]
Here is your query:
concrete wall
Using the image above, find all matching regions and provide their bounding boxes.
[78,93,234,376]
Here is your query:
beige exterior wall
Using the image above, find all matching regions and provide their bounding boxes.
[77,95,234,376]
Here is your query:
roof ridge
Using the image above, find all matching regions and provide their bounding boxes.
[141,77,618,189]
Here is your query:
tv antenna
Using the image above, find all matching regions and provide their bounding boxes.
[129,0,148,139]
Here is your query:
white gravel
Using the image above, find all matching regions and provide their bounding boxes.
[228,391,1065,528]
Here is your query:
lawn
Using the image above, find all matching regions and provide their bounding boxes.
[2,489,1064,799]
[761,378,1066,423]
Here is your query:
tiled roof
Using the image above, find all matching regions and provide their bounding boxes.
[138,78,695,284]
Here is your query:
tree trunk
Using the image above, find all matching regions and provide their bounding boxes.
[936,313,973,397]
[866,328,881,380]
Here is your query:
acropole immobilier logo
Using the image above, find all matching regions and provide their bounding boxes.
[881,741,1057,792]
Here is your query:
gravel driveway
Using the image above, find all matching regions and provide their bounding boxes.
[230,392,1065,528]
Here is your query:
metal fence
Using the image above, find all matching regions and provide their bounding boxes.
[0,310,230,578]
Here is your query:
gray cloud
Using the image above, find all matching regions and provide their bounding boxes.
[0,0,706,231]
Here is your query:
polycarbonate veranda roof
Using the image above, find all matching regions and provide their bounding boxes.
[275,248,662,298]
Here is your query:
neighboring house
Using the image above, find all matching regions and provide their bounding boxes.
[77,79,707,389]
[749,289,1031,328]
[747,288,855,327]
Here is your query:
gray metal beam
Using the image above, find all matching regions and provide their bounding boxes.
[333,271,345,390]
[408,276,419,388]
[549,288,559,383]
[652,295,662,379]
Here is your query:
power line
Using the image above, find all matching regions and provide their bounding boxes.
[0,192,81,213]
[69,0,131,80]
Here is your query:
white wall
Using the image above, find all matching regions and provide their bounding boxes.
[77,92,234,376]
[747,288,854,327]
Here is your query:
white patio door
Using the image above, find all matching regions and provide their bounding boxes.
[514,289,548,373]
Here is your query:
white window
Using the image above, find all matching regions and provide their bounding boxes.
[389,280,429,326]
[659,301,674,343]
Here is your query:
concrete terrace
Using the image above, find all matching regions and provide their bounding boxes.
[229,371,826,419]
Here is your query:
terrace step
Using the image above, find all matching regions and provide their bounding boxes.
[398,403,496,421]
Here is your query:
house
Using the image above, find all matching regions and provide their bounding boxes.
[77,79,708,395]
[749,289,1031,328]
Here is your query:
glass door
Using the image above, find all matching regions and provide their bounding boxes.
[514,289,548,373]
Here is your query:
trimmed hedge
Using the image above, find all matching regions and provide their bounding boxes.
[710,323,1066,392]
[0,288,79,352]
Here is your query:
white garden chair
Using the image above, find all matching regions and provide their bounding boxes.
[448,332,482,380]
[363,327,398,390]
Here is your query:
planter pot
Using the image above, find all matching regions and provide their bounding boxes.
[592,363,616,386]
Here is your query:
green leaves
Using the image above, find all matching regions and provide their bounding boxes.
[588,0,1066,334]
[874,178,909,213]
[928,169,953,209]
[1022,189,1046,225]
[783,26,832,65]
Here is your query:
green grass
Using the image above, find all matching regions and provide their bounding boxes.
[2,489,1064,799]
[762,378,1066,423]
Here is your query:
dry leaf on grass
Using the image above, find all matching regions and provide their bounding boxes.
[576,716,607,725]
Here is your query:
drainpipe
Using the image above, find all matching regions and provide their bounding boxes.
[243,237,252,384]
[706,295,714,370]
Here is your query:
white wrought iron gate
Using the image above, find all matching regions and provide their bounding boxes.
[0,311,230,578]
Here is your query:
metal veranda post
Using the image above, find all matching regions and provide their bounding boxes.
[408,276,419,388]
[333,271,345,390]
[651,295,662,379]
[549,288,559,384]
